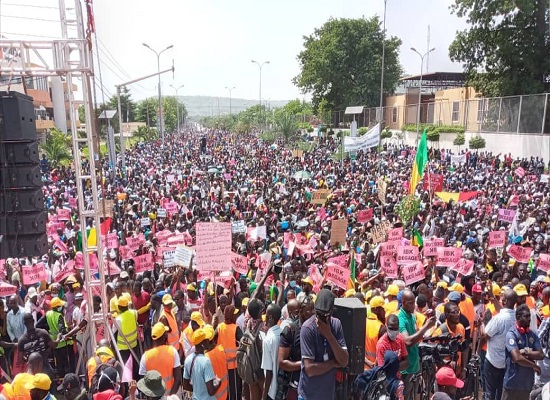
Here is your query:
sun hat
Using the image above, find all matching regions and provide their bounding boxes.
[137,371,165,398]
[151,322,169,340]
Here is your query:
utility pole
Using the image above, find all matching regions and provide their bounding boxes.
[225,86,235,115]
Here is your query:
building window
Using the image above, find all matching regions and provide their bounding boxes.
[452,101,460,122]
[392,107,397,123]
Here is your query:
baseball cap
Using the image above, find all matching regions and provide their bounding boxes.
[117,297,129,307]
[369,296,385,309]
[314,289,335,313]
[302,276,314,287]
[95,346,115,362]
[471,284,483,294]
[449,283,464,293]
[435,366,464,388]
[447,291,462,303]
[27,287,38,299]
[242,297,249,307]
[74,293,84,301]
[203,325,215,341]
[186,283,196,291]
[57,373,80,392]
[192,328,208,346]
[190,311,205,327]
[344,288,356,298]
[151,322,169,340]
[25,373,52,391]
[492,283,502,296]
[162,294,174,306]
[436,281,448,289]
[384,284,399,297]
[514,284,528,297]
[50,297,65,309]
[120,271,129,279]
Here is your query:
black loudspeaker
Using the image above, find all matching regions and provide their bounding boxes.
[0,91,47,257]
[0,91,36,141]
[333,297,366,375]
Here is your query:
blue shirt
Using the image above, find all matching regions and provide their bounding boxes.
[183,353,216,400]
[504,326,541,391]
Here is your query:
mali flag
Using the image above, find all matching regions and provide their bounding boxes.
[346,251,356,290]
[409,130,428,194]
[412,229,423,247]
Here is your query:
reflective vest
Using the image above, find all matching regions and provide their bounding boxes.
[87,356,99,386]
[144,345,177,394]
[182,325,194,355]
[459,297,475,329]
[46,310,71,349]
[384,300,398,318]
[11,372,32,400]
[415,311,426,330]
[217,322,238,370]
[161,309,180,350]
[206,345,228,400]
[364,315,383,369]
[116,310,138,350]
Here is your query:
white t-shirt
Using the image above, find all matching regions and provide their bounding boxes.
[261,324,282,399]
[139,346,181,375]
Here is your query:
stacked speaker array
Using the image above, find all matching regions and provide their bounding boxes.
[0,91,48,257]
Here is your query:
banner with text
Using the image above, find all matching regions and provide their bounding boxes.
[196,222,232,271]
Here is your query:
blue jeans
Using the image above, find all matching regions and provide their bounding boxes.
[484,359,505,400]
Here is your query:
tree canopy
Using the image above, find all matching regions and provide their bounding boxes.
[293,17,402,112]
[449,0,550,97]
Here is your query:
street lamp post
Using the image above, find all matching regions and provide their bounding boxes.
[143,43,173,145]
[411,46,435,143]
[170,84,184,133]
[378,0,388,124]
[225,86,236,115]
[251,60,269,129]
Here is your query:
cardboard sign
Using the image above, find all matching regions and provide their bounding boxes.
[357,208,373,223]
[167,234,186,246]
[401,262,426,285]
[396,246,420,265]
[498,208,516,223]
[308,265,324,292]
[327,255,348,269]
[508,245,532,263]
[53,260,76,282]
[330,219,348,246]
[488,231,506,249]
[325,262,351,290]
[157,208,167,218]
[166,174,175,183]
[163,249,176,268]
[22,263,47,285]
[377,178,387,204]
[540,174,549,183]
[231,252,249,275]
[140,217,151,227]
[132,253,154,273]
[174,246,193,268]
[165,202,179,214]
[156,230,174,244]
[311,189,331,205]
[455,258,474,276]
[0,282,17,297]
[380,256,398,278]
[57,208,71,221]
[231,220,246,234]
[388,227,404,242]
[99,200,114,218]
[380,241,399,258]
[126,236,144,250]
[537,254,550,272]
[196,222,232,271]
[106,233,119,249]
[515,167,525,178]
[291,149,304,158]
[436,247,463,268]
[69,197,78,209]
[423,173,444,192]
[370,221,391,244]
[258,252,272,270]
[423,238,445,257]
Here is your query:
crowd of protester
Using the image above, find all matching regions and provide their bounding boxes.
[1,126,550,400]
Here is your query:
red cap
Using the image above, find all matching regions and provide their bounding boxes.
[435,367,464,388]
[472,284,483,293]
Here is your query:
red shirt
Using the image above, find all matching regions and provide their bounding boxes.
[376,332,408,367]
[132,291,151,325]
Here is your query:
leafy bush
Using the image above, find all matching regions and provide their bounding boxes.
[426,130,440,142]
[381,128,392,139]
[469,135,486,150]
[358,127,368,136]
[401,123,465,135]
[453,133,465,146]
[320,126,328,133]
[307,127,314,133]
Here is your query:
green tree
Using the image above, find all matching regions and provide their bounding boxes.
[135,96,188,133]
[40,128,72,167]
[275,112,299,144]
[449,0,550,96]
[469,135,486,150]
[293,17,402,111]
[107,87,137,122]
[453,132,465,151]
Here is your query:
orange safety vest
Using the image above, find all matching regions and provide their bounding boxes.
[526,296,536,310]
[415,311,426,330]
[11,372,33,400]
[144,345,177,394]
[206,345,228,400]
[217,322,238,370]
[87,356,100,386]
[459,298,475,329]
[364,315,383,369]
[161,309,180,350]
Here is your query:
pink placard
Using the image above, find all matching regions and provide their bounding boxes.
[308,264,324,292]
[0,282,17,297]
[53,260,75,283]
[454,258,474,276]
[22,263,47,285]
[402,262,426,285]
[488,231,506,249]
[133,253,154,274]
[196,222,232,271]
[75,252,99,271]
[69,198,78,209]
[165,202,179,214]
[231,252,249,275]
[537,254,550,272]
[167,234,186,247]
[423,238,445,257]
[57,208,71,221]
[327,255,348,269]
[380,256,398,278]
[357,208,373,223]
[380,241,399,258]
[388,227,404,241]
[126,236,144,250]
[0,259,5,278]
[396,245,420,265]
[498,208,516,223]
[508,245,532,263]
[156,230,174,245]
[317,207,327,221]
[325,263,351,290]
[436,247,463,268]
[107,233,119,249]
[258,252,272,271]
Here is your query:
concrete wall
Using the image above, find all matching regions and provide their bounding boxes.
[392,130,550,160]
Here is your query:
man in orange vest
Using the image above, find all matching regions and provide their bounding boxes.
[86,340,123,387]
[182,311,205,357]
[138,322,182,396]
[204,324,229,400]
[365,296,386,369]
[217,305,242,400]
[159,294,181,355]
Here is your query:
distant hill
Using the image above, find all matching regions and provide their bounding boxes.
[178,96,290,117]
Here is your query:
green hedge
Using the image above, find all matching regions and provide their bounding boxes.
[401,123,465,135]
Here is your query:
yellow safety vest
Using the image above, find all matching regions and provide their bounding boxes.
[116,310,138,350]
[46,310,72,349]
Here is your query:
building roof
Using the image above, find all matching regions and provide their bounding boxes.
[399,71,466,90]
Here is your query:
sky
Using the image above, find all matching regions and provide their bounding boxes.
[0,0,468,102]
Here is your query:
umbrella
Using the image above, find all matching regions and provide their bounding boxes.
[208,167,221,174]
[293,170,311,180]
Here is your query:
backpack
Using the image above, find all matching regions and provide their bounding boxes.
[236,322,264,384]
[352,367,387,400]
[88,357,121,396]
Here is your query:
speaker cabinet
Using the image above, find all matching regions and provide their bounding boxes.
[333,297,366,375]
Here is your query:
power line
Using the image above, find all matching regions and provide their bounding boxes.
[1,31,58,39]
[1,15,59,23]
[1,3,58,10]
